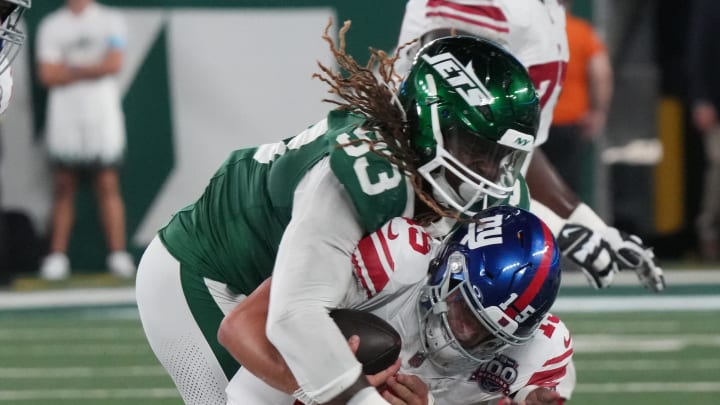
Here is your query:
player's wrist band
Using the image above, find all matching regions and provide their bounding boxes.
[292,387,317,405]
[568,202,607,230]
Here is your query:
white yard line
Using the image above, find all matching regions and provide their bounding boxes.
[0,366,166,378]
[0,288,136,309]
[0,388,179,400]
[0,270,718,310]
[553,294,720,312]
[572,334,720,352]
[561,268,720,286]
[576,358,720,371]
[576,382,720,393]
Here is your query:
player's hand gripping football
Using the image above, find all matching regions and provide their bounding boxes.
[349,336,433,405]
[558,223,665,292]
[348,336,432,405]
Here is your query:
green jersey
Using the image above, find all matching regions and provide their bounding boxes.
[159,109,531,295]
[159,110,412,294]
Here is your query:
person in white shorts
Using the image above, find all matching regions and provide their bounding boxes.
[35,0,134,280]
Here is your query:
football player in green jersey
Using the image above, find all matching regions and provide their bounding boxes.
[136,24,540,405]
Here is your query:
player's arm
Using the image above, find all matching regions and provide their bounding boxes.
[265,159,390,405]
[527,151,665,292]
[526,150,580,220]
[498,315,573,405]
[218,278,299,394]
[219,277,402,397]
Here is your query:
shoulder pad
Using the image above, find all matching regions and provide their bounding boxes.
[352,217,435,298]
[326,111,411,233]
[505,313,573,394]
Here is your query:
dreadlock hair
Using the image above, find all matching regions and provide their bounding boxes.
[313,20,463,225]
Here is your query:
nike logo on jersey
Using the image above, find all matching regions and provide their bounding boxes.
[563,335,571,348]
[387,220,399,240]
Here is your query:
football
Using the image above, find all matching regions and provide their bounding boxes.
[330,308,402,374]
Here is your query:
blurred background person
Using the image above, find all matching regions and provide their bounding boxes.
[35,0,134,280]
[687,0,720,262]
[543,0,613,200]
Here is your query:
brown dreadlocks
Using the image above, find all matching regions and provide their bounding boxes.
[313,20,462,224]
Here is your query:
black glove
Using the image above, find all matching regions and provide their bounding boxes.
[557,223,665,292]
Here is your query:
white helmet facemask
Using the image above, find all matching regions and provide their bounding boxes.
[417,252,510,375]
[416,74,533,215]
[0,0,29,75]
[0,57,13,114]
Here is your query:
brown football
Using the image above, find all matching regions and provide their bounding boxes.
[330,308,402,374]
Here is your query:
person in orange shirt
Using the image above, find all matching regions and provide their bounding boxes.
[542,0,613,196]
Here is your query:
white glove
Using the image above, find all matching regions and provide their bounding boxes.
[558,204,666,292]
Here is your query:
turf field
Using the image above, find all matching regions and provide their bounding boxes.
[0,271,717,404]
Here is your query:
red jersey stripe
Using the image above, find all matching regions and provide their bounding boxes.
[506,223,556,317]
[351,253,373,299]
[425,11,510,33]
[543,348,574,366]
[375,227,395,272]
[527,365,567,387]
[426,0,507,22]
[355,232,391,296]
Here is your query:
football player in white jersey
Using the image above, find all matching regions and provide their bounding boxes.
[0,0,30,114]
[394,0,665,293]
[220,206,573,405]
[136,33,544,405]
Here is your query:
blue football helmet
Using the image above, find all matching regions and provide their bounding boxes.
[0,0,30,74]
[417,205,561,374]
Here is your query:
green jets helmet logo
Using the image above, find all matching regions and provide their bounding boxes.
[421,52,493,107]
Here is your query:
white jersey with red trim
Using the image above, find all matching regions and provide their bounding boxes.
[395,0,569,146]
[342,218,574,404]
